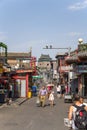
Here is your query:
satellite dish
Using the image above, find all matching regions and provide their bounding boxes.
[78,38,83,44]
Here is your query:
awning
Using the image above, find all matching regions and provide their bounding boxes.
[47,84,54,87]
[65,55,78,64]
[78,51,87,59]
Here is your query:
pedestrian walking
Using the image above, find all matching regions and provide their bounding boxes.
[48,90,54,106]
[39,86,48,107]
[32,84,37,96]
[56,83,61,98]
[68,95,87,130]
[61,84,65,98]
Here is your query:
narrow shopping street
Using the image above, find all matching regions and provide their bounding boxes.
[0,96,70,130]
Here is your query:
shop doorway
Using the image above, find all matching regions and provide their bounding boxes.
[21,80,26,97]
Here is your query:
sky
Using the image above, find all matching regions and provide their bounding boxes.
[0,0,87,60]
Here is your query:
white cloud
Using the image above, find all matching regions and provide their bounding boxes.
[68,0,87,11]
[67,32,84,36]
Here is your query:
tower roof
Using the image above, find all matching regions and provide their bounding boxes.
[38,54,52,62]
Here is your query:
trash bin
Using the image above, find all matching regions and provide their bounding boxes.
[27,91,32,98]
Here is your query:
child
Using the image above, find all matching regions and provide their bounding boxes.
[49,90,54,106]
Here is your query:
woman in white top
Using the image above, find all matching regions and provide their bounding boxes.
[49,90,54,106]
[56,84,61,98]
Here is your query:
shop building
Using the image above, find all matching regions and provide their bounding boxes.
[7,54,37,98]
[65,40,87,97]
[12,69,33,98]
[0,51,36,99]
[55,52,70,85]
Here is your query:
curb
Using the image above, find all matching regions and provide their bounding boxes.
[18,98,29,105]
[0,103,7,109]
[0,98,29,108]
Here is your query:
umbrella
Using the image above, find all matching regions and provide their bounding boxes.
[47,84,54,87]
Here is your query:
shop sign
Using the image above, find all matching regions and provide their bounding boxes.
[16,69,33,73]
[3,68,10,72]
[0,63,3,73]
[30,57,36,71]
[0,68,3,73]
[0,63,3,67]
[76,65,87,73]
[3,66,11,72]
[32,75,43,79]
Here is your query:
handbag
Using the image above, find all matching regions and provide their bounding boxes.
[64,118,72,128]
[36,97,40,104]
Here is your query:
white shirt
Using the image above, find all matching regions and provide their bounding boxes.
[9,85,12,91]
[56,85,61,92]
[49,91,54,101]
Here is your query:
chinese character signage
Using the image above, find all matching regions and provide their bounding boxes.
[30,57,36,72]
[76,65,87,73]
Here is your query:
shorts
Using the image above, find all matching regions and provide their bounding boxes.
[57,91,60,94]
[40,96,45,102]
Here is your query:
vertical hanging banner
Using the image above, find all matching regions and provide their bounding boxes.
[30,57,36,72]
[0,63,3,73]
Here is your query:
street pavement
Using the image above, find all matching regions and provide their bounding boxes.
[0,97,28,108]
[0,96,71,130]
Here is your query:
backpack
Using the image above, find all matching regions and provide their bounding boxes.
[74,104,87,129]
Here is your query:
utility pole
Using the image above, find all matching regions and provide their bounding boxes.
[43,45,71,56]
